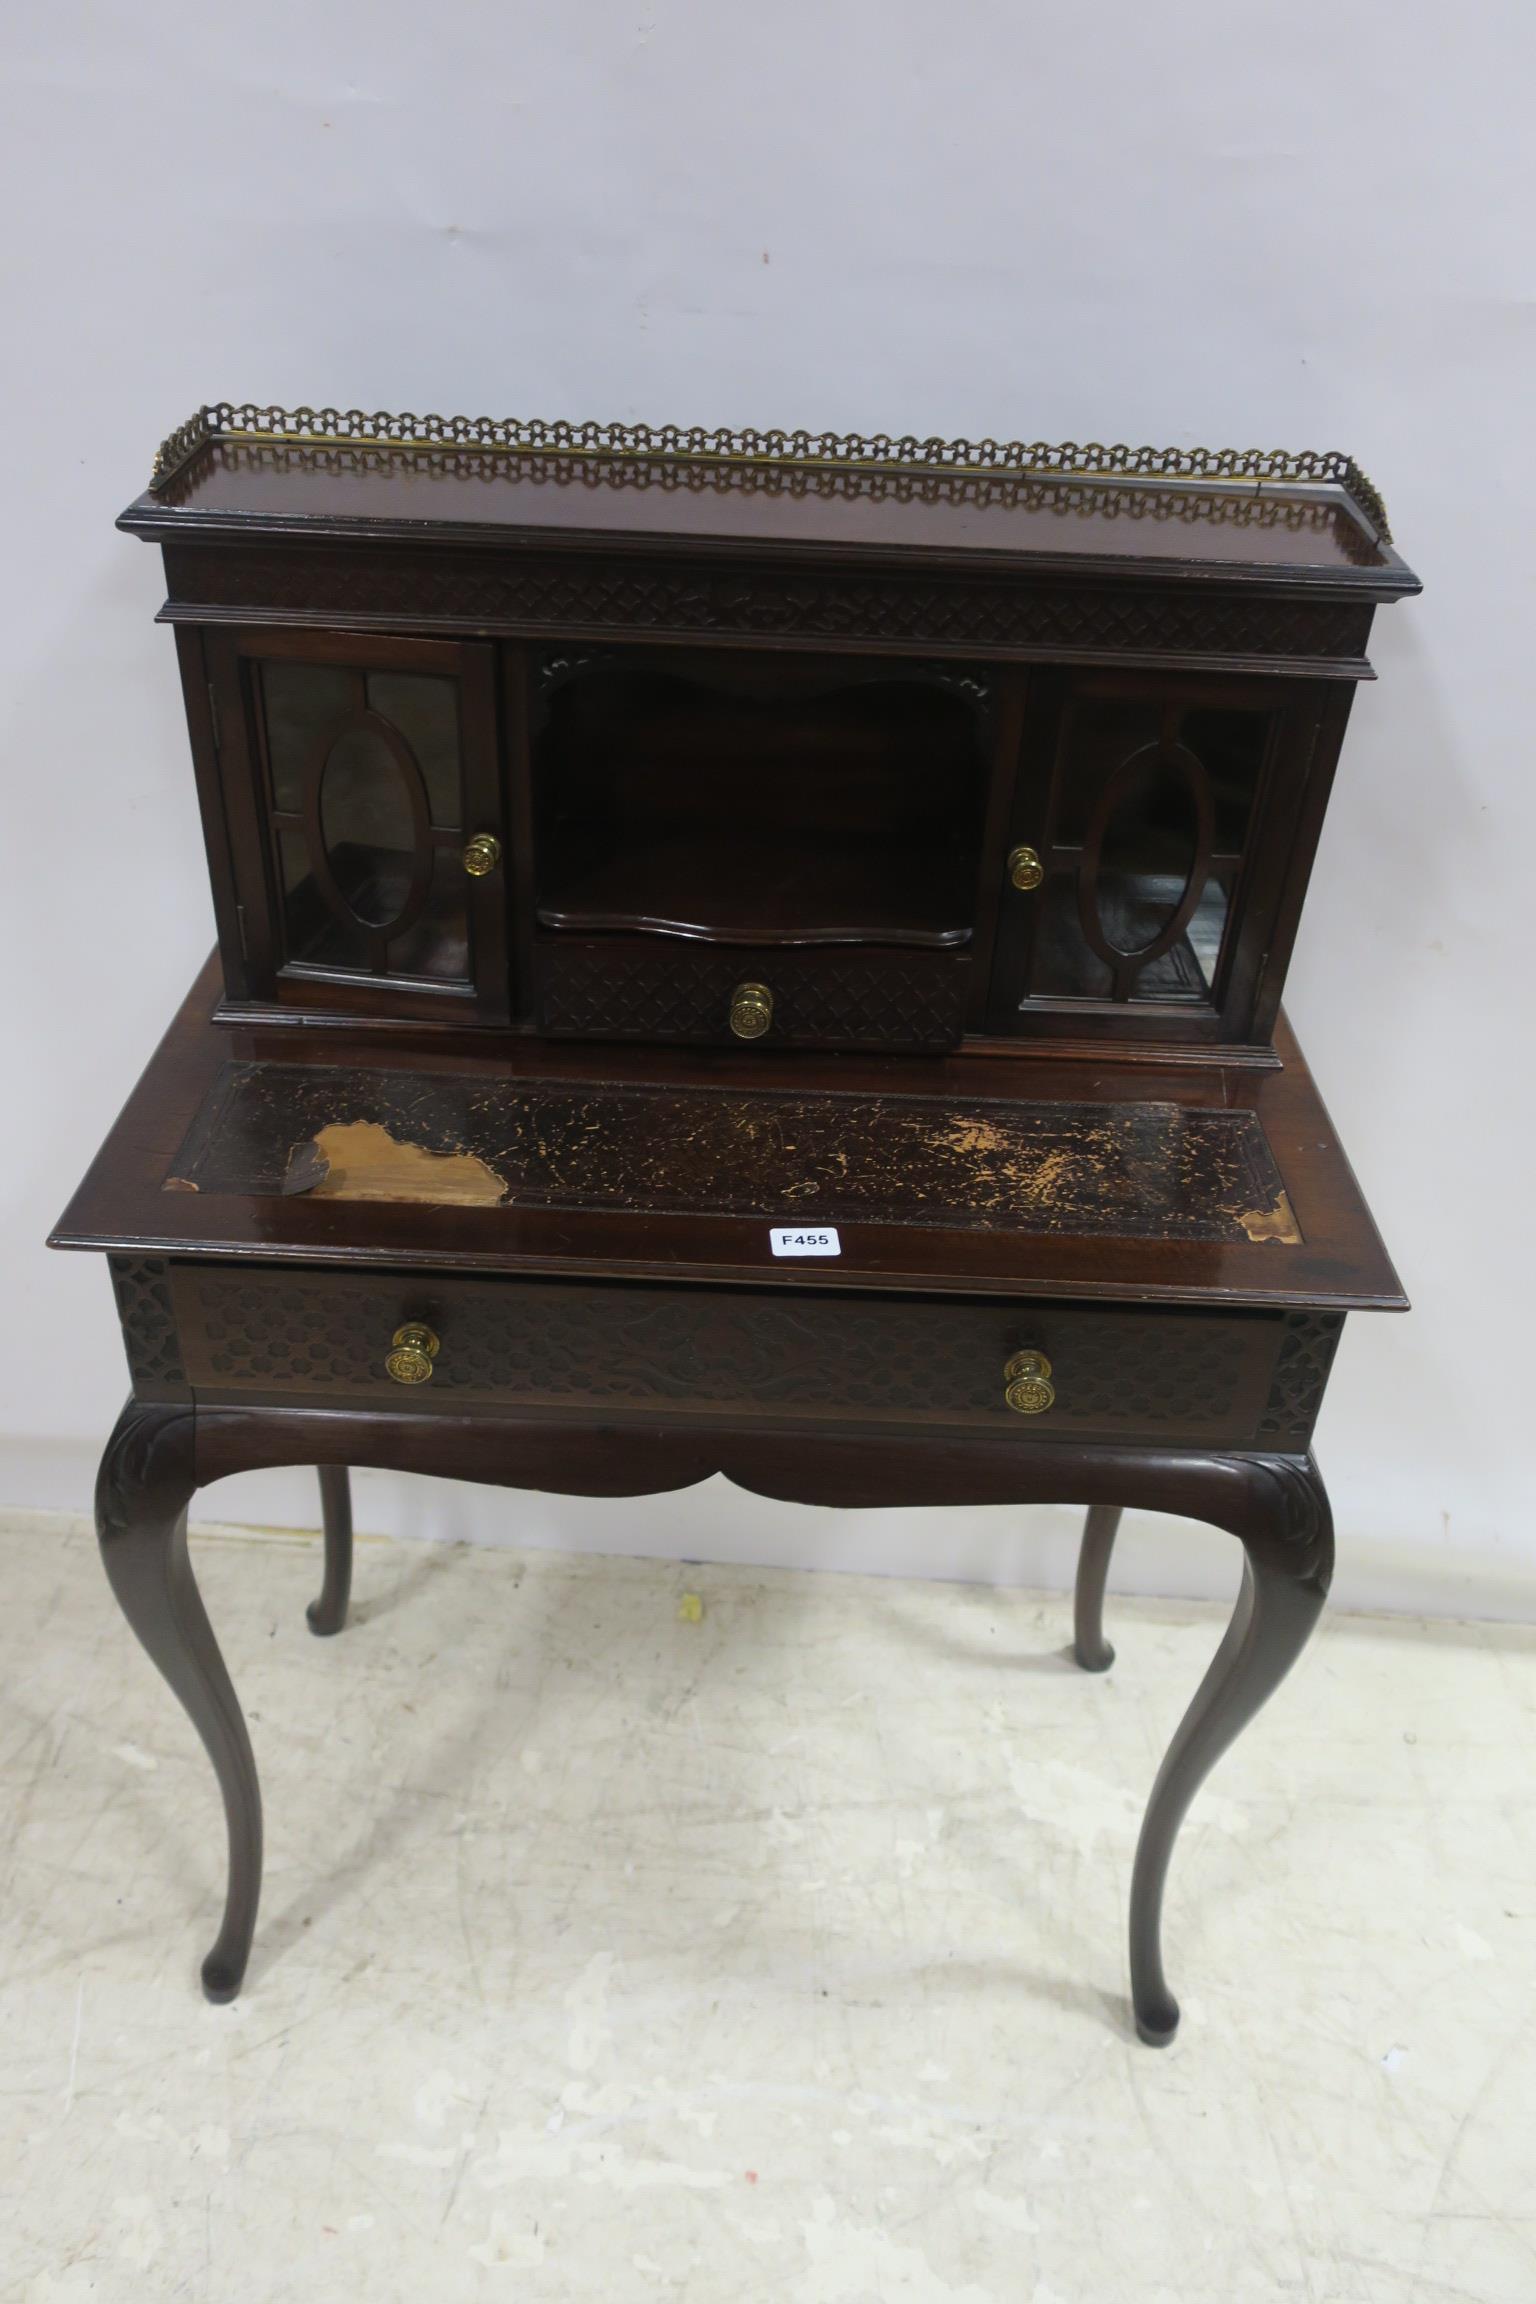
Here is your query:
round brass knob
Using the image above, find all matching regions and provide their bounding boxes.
[729,981,773,1041]
[1003,1348,1055,1415]
[1007,844,1044,893]
[385,1321,440,1385]
[462,832,502,878]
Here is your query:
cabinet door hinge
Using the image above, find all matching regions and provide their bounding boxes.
[234,902,250,961]
[207,681,221,753]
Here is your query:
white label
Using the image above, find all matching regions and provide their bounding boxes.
[770,1226,842,1259]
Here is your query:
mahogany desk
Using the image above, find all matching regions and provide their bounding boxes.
[54,406,1416,2043]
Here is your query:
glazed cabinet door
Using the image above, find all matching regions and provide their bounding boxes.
[985,668,1338,1048]
[202,629,509,1022]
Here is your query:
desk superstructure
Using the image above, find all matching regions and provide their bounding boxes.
[54,405,1418,2040]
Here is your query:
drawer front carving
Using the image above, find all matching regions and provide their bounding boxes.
[169,1264,1330,1448]
[536,940,970,1050]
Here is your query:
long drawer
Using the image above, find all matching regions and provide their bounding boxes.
[154,1262,1340,1452]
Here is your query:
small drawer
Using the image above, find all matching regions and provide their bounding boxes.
[168,1264,1333,1451]
[535,937,970,1051]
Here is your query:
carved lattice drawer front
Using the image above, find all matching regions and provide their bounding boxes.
[170,1265,1332,1447]
[536,939,971,1050]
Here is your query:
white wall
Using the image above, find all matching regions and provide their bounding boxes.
[2,1,1532,1617]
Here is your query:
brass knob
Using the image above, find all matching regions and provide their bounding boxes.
[1007,844,1044,892]
[1003,1348,1055,1415]
[462,832,502,878]
[729,981,773,1041]
[385,1321,440,1385]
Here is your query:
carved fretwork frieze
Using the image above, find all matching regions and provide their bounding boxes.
[1257,1312,1344,1453]
[109,1256,190,1401]
[161,544,1376,672]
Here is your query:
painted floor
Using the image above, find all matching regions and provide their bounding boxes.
[2,1513,1534,2303]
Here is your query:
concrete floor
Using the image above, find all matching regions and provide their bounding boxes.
[2,1513,1534,2304]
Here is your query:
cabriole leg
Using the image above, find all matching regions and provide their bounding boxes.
[308,1464,353,1636]
[1129,1455,1333,2046]
[95,1401,262,2003]
[1073,1504,1122,1671]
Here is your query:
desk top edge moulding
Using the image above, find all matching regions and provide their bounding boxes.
[58,401,1418,2041]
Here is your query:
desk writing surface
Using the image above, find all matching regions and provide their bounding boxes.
[172,1061,1302,1247]
[51,958,1406,1313]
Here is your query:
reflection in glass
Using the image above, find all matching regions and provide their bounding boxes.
[260,661,352,812]
[366,673,461,826]
[1186,876,1231,987]
[318,725,417,926]
[388,849,470,979]
[1092,743,1202,960]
